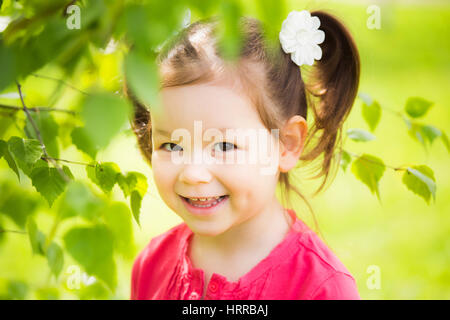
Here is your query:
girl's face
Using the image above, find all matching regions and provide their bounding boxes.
[151,83,283,236]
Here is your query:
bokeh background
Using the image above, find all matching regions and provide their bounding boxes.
[0,0,449,299]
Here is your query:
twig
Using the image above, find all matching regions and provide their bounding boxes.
[0,104,78,115]
[31,73,89,96]
[42,156,96,167]
[0,228,27,234]
[16,81,71,183]
[337,146,406,172]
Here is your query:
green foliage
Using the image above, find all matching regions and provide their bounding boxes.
[7,136,43,175]
[26,217,46,256]
[117,171,148,226]
[360,93,382,132]
[30,165,74,207]
[339,150,352,172]
[0,0,447,300]
[124,50,160,111]
[71,127,98,159]
[60,181,103,221]
[24,112,59,158]
[7,281,28,300]
[0,182,40,228]
[46,241,64,278]
[405,97,433,118]
[79,93,132,151]
[63,225,117,291]
[351,154,386,200]
[87,162,120,194]
[102,202,135,259]
[0,139,19,180]
[217,0,243,61]
[346,128,376,142]
[402,165,436,204]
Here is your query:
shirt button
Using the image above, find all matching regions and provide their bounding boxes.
[188,292,199,300]
[209,281,218,293]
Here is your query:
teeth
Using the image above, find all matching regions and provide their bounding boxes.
[186,195,227,208]
[189,196,222,201]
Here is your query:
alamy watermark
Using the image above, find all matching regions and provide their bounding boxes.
[66,5,81,30]
[367,5,381,30]
[65,264,96,290]
[164,121,281,176]
[366,264,381,290]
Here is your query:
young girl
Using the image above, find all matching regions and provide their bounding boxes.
[127,9,361,300]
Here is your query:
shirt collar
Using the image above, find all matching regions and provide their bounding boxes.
[177,208,306,289]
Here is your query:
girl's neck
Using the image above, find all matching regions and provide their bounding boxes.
[189,199,293,274]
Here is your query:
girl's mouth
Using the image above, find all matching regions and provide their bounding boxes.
[179,195,229,216]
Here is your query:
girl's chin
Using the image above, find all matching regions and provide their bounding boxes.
[185,221,229,237]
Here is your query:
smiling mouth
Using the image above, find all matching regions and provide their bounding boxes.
[179,195,228,208]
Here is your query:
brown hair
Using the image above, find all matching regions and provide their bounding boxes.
[126,11,360,233]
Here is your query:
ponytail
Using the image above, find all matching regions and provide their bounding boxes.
[300,10,361,194]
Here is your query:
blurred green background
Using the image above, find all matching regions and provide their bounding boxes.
[0,0,449,299]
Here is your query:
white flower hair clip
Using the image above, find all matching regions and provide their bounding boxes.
[279,10,325,67]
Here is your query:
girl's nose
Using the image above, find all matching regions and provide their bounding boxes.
[179,164,213,185]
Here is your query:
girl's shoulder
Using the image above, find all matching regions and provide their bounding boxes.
[134,222,190,265]
[291,217,353,277]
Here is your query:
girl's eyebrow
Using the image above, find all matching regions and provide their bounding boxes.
[154,127,235,136]
[153,128,171,136]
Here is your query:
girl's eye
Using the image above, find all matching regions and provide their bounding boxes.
[213,142,237,152]
[160,143,183,152]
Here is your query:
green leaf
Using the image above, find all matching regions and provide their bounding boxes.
[7,281,28,300]
[8,136,43,165]
[346,128,376,142]
[86,162,100,185]
[405,97,433,118]
[124,50,160,110]
[351,154,386,200]
[117,171,148,226]
[0,39,17,92]
[0,139,20,181]
[130,190,142,226]
[71,126,98,159]
[0,183,40,229]
[118,171,148,198]
[441,131,450,153]
[46,242,64,278]
[61,181,104,221]
[405,122,442,149]
[80,93,131,150]
[217,0,243,61]
[24,112,59,158]
[361,100,381,132]
[402,165,436,204]
[255,0,286,43]
[35,287,59,300]
[358,92,373,106]
[63,225,117,291]
[26,217,46,256]
[340,150,352,172]
[102,202,135,259]
[420,125,441,146]
[95,162,121,194]
[30,165,73,207]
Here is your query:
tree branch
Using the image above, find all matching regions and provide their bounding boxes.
[0,104,78,116]
[16,81,71,183]
[42,156,96,167]
[0,228,27,234]
[31,73,89,96]
[337,147,406,171]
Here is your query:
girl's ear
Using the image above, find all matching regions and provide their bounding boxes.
[279,115,308,173]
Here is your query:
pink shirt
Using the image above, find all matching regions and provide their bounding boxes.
[130,209,360,300]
